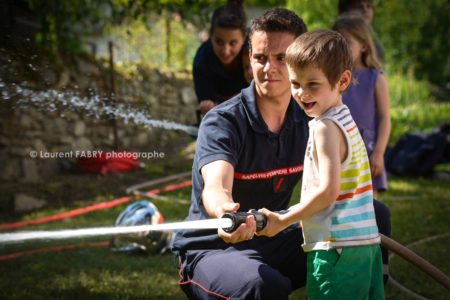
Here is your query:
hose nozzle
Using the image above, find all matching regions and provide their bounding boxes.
[221,210,267,233]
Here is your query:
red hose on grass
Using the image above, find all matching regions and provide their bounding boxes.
[0,241,109,261]
[0,173,192,261]
[0,179,192,232]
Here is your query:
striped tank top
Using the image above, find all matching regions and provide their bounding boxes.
[301,104,380,252]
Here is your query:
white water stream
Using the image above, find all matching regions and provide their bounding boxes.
[0,79,198,136]
[0,218,232,245]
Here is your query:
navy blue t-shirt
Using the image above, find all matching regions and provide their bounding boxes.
[193,39,248,104]
[172,82,310,253]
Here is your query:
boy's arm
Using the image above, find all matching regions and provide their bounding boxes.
[259,120,345,237]
[372,73,391,177]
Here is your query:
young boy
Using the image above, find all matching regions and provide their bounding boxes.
[258,29,384,299]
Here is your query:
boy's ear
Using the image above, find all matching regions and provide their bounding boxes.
[338,70,352,92]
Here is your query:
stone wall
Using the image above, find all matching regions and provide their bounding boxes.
[0,52,198,182]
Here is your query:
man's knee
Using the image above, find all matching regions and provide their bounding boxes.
[186,260,291,299]
[246,265,291,299]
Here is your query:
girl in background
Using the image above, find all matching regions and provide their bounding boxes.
[333,15,391,199]
[337,0,383,60]
[193,0,248,115]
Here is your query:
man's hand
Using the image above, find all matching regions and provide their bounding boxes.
[219,215,256,243]
[217,203,257,243]
[201,161,257,243]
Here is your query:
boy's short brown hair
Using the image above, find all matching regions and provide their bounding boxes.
[285,29,352,87]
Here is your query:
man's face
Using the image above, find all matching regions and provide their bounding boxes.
[250,31,296,101]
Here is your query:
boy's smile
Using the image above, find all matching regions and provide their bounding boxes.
[288,65,349,118]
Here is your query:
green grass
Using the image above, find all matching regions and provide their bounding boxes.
[0,181,191,300]
[388,72,450,143]
[377,177,450,300]
[1,176,449,299]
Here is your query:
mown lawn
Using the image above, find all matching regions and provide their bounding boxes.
[0,174,449,300]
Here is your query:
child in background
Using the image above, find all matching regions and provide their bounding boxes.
[338,0,383,60]
[258,29,384,299]
[333,16,391,200]
[193,0,248,115]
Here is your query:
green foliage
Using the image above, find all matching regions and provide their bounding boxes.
[25,0,449,83]
[28,0,116,52]
[387,71,450,143]
[110,14,199,70]
[26,0,222,54]
[375,0,450,85]
[109,0,224,30]
[286,0,337,30]
[247,0,286,8]
[287,1,449,85]
[388,71,432,107]
[390,102,450,144]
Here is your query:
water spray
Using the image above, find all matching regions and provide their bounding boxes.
[0,211,265,245]
[0,79,199,137]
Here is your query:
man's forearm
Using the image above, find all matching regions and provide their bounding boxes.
[202,186,234,218]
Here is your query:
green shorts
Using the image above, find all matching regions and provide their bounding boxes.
[307,245,384,300]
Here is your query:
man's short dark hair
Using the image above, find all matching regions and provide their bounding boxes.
[249,8,307,49]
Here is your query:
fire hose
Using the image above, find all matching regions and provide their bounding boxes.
[0,210,449,291]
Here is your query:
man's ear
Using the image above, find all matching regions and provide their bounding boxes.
[339,70,352,92]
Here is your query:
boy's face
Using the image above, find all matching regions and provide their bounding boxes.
[288,65,350,118]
